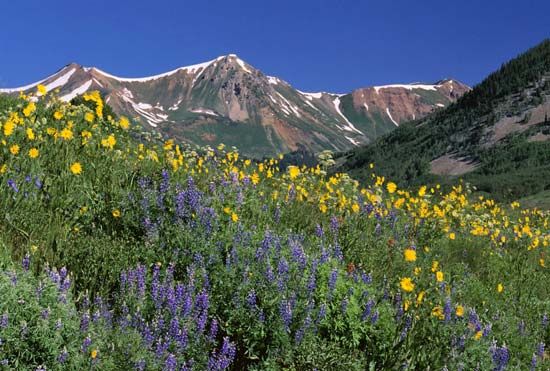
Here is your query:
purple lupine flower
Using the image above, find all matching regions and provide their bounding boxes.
[333,243,343,261]
[82,336,92,353]
[317,304,327,323]
[22,254,30,271]
[290,239,307,270]
[277,258,289,290]
[279,299,293,331]
[328,269,338,293]
[444,297,452,323]
[34,177,42,189]
[537,342,545,358]
[330,216,339,234]
[361,272,372,284]
[209,319,218,342]
[361,299,375,321]
[246,290,257,309]
[468,309,482,332]
[490,342,509,371]
[7,179,18,193]
[315,224,324,238]
[80,311,90,332]
[400,316,412,341]
[542,314,548,328]
[164,353,177,371]
[0,313,8,328]
[58,348,68,364]
[531,354,537,371]
[55,319,63,330]
[395,293,403,321]
[134,359,146,371]
[41,308,50,320]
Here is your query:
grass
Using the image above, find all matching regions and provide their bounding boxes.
[0,89,549,370]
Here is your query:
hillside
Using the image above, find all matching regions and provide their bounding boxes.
[0,87,549,369]
[0,56,469,158]
[338,39,550,202]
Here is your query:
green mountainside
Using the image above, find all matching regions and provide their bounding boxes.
[338,39,550,202]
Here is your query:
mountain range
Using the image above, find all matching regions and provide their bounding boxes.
[0,55,469,157]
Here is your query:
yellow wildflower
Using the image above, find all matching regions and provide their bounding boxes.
[288,166,300,179]
[400,277,415,292]
[23,102,36,117]
[112,209,121,218]
[28,148,39,158]
[84,112,94,123]
[54,111,64,120]
[455,305,464,317]
[70,162,82,175]
[231,212,239,223]
[497,283,504,293]
[404,248,417,262]
[37,84,47,96]
[10,144,20,155]
[387,182,397,193]
[436,271,444,282]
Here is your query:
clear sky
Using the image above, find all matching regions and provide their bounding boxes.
[0,0,548,93]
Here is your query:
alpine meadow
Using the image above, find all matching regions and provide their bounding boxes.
[1,1,550,370]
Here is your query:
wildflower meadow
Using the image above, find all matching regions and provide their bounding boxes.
[0,87,549,369]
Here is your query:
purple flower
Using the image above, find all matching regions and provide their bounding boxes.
[246,290,257,309]
[279,299,293,331]
[328,269,338,293]
[490,342,509,371]
[361,299,375,321]
[58,348,68,364]
[7,179,18,193]
[0,313,8,329]
[164,353,177,371]
[82,336,92,353]
[22,254,30,271]
[444,297,452,323]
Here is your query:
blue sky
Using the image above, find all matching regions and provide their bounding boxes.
[0,0,548,92]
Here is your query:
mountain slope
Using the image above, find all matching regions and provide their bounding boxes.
[0,55,469,157]
[338,39,550,202]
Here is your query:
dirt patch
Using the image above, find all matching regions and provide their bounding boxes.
[527,132,550,142]
[200,132,217,142]
[430,154,479,176]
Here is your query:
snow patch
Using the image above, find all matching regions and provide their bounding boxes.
[92,57,218,82]
[235,58,252,73]
[374,83,439,93]
[267,76,279,85]
[169,99,183,111]
[363,103,369,111]
[60,80,93,102]
[298,91,324,100]
[190,108,219,116]
[345,136,360,146]
[436,103,445,107]
[275,92,301,117]
[0,67,76,93]
[92,78,104,88]
[333,97,363,134]
[385,108,398,126]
